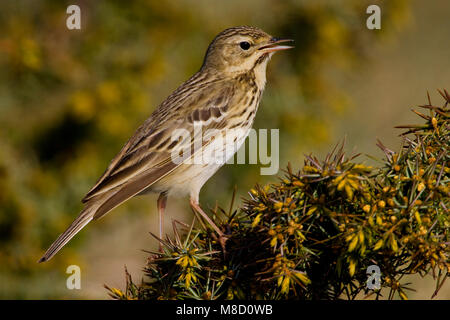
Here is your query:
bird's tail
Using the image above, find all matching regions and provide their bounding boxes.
[38,163,177,263]
[38,206,96,263]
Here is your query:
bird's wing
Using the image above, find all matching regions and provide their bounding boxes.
[82,78,236,204]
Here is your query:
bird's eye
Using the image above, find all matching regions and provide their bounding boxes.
[239,41,251,50]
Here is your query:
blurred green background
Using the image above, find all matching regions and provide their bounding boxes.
[0,0,448,299]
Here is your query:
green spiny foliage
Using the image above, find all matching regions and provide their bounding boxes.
[106,90,449,300]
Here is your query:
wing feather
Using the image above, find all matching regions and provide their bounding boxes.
[82,78,235,203]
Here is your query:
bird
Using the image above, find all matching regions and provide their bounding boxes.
[38,26,293,262]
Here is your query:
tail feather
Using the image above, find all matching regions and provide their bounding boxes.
[38,164,178,263]
[38,207,95,263]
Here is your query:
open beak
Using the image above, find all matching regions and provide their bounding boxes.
[258,38,294,53]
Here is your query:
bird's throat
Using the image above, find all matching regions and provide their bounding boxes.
[252,54,271,91]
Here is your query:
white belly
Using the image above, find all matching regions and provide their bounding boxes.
[149,124,252,201]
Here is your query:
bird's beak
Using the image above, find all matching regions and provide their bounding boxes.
[258,38,294,53]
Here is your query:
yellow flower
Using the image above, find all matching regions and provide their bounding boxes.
[337,179,346,191]
[185,273,192,287]
[293,180,304,187]
[344,184,354,200]
[176,256,189,268]
[251,213,262,227]
[360,244,366,255]
[348,235,358,252]
[293,271,311,285]
[358,230,365,243]
[390,236,398,252]
[387,198,395,207]
[348,260,356,276]
[274,202,283,212]
[306,206,317,216]
[178,269,198,288]
[431,117,438,130]
[374,239,384,251]
[280,277,290,294]
[347,177,360,190]
[417,182,425,192]
[353,164,373,173]
[296,230,306,241]
[110,287,125,298]
[176,252,199,268]
[376,216,383,226]
[414,211,422,225]
[257,204,266,211]
[270,237,278,247]
[303,165,319,173]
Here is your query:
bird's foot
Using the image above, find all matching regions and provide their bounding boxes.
[211,232,228,256]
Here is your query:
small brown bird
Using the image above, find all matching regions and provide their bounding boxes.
[39,26,293,262]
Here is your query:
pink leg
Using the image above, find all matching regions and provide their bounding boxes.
[189,198,227,251]
[157,192,168,251]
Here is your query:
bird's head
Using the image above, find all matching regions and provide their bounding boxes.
[201,26,293,77]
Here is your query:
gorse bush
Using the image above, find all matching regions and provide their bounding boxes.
[0,0,411,298]
[106,90,449,300]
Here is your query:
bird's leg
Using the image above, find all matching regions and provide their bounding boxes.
[189,198,228,252]
[189,198,222,236]
[157,192,168,252]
